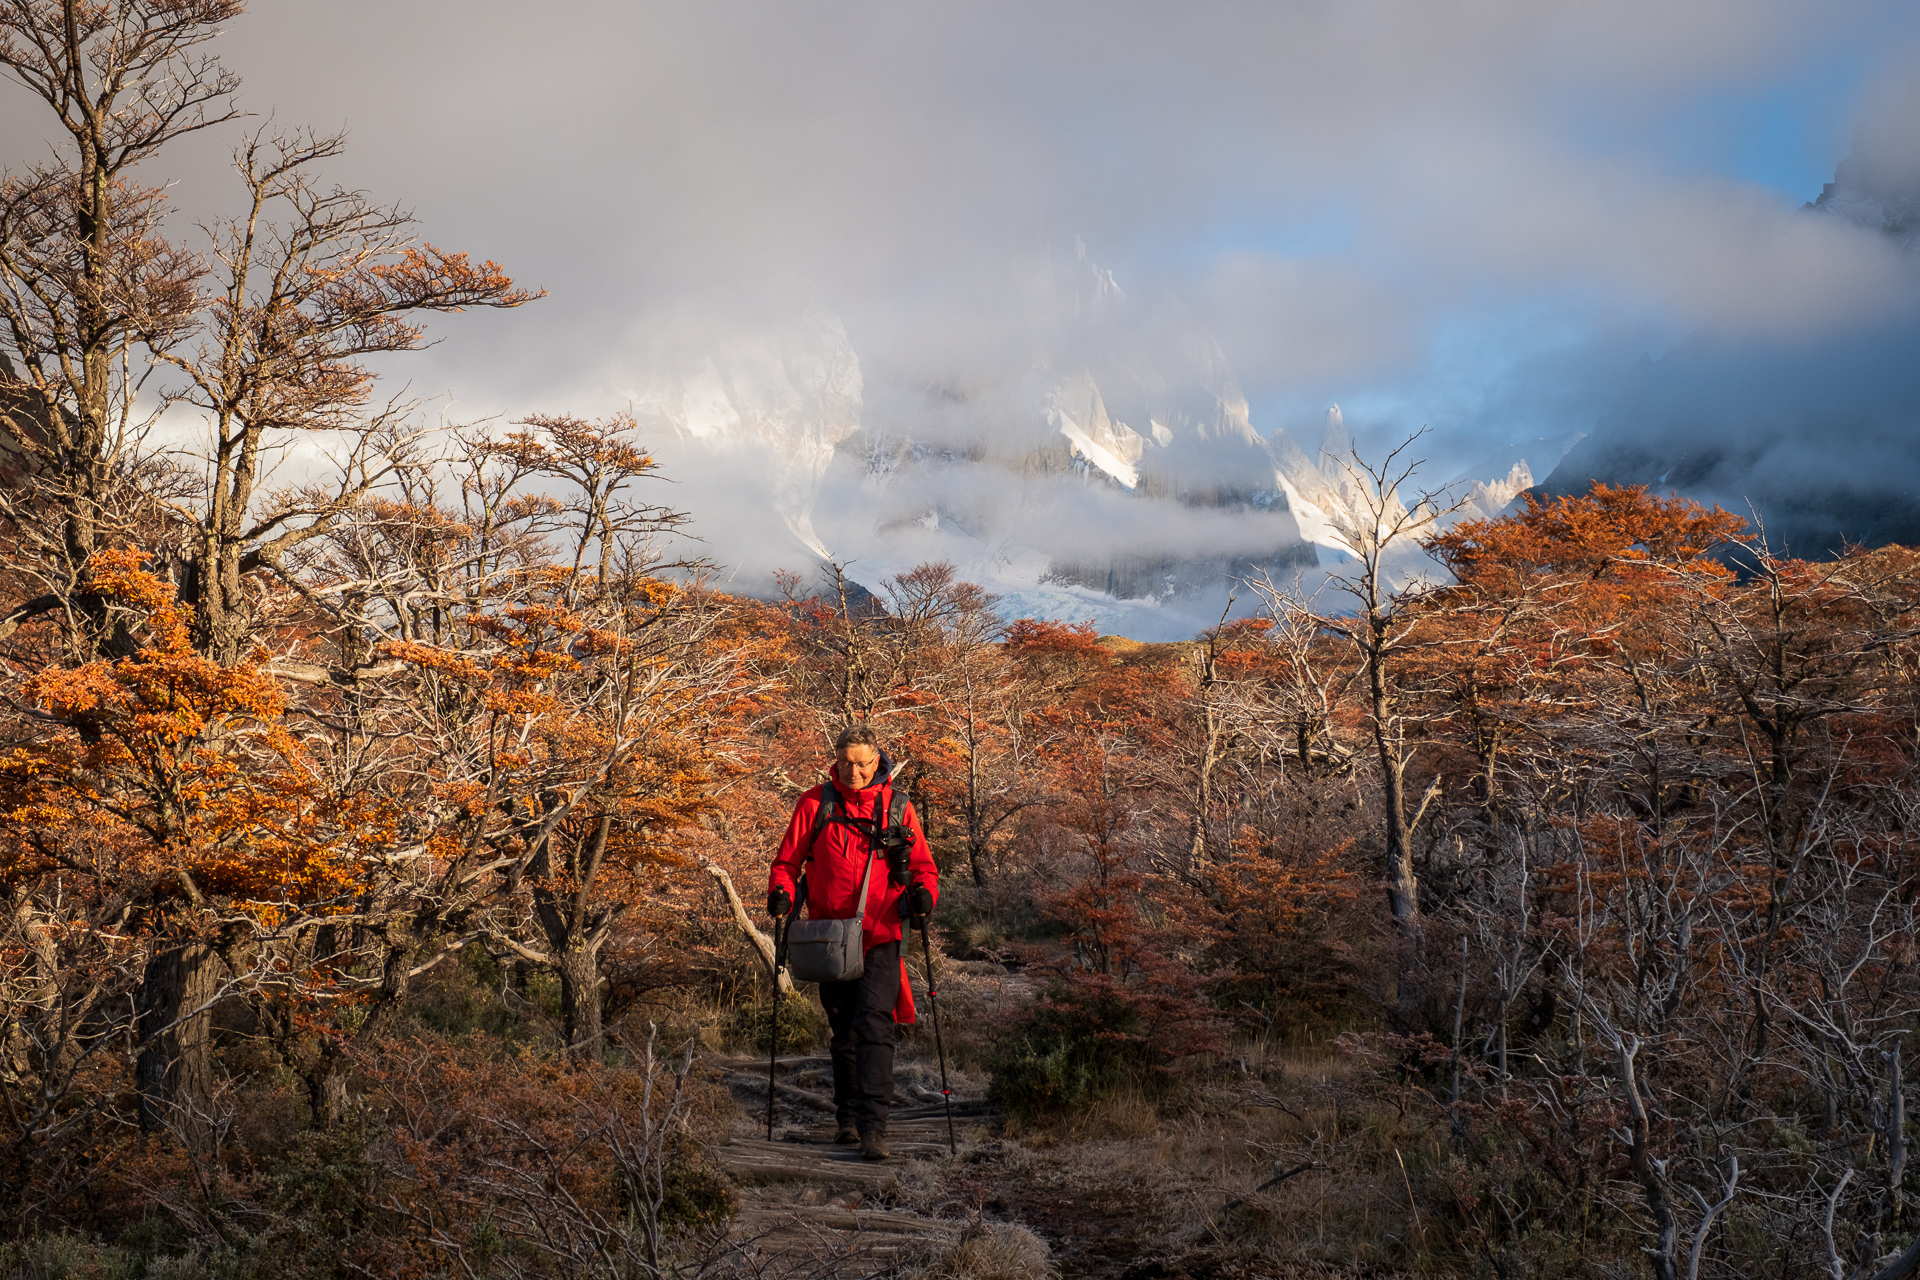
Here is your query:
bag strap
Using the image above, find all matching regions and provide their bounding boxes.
[800,780,885,924]
[807,780,898,857]
[850,841,878,926]
[849,784,905,925]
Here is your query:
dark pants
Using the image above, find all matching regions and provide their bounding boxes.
[819,941,899,1135]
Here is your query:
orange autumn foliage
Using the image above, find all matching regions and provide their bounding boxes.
[0,549,365,918]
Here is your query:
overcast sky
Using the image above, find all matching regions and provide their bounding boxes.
[11,1,1920,471]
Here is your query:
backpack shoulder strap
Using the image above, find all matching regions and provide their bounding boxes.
[805,783,840,859]
[886,784,909,831]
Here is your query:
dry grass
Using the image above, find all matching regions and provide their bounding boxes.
[913,1220,1055,1280]
[863,1043,1463,1277]
[999,1085,1162,1144]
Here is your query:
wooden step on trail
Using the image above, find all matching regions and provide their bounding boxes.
[715,1073,1003,1274]
[720,1137,939,1185]
[781,1126,952,1154]
[892,1100,999,1120]
[729,1204,962,1274]
[720,1070,836,1110]
[708,1053,833,1072]
[733,1204,957,1239]
[716,1104,1000,1186]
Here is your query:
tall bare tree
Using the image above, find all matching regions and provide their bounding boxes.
[1280,436,1462,927]
[0,1,540,1144]
[0,0,241,652]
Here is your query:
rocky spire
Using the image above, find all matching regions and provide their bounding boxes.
[1317,404,1351,479]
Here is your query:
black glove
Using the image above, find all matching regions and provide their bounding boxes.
[767,888,792,920]
[904,882,934,925]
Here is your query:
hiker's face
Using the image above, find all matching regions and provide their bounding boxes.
[837,744,880,789]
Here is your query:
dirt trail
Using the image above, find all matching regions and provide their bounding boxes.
[713,1052,986,1275]
[710,1052,1237,1279]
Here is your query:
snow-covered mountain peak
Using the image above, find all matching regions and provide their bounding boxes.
[1449,432,1585,523]
[619,304,862,559]
[1454,461,1535,524]
[1318,404,1351,479]
[1047,374,1147,491]
[616,251,1561,636]
[1807,122,1920,254]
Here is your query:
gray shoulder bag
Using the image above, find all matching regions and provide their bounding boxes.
[784,842,876,983]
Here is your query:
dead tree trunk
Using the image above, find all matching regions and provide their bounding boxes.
[1615,1035,1679,1280]
[1368,621,1419,923]
[703,861,795,997]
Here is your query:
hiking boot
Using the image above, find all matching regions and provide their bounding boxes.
[833,1124,860,1145]
[859,1131,891,1161]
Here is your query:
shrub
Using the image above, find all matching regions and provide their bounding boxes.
[731,993,824,1054]
[988,977,1192,1119]
[0,1233,139,1280]
[656,1134,737,1232]
[1182,834,1375,1038]
[258,1119,389,1258]
[919,1219,1055,1280]
[359,1029,736,1275]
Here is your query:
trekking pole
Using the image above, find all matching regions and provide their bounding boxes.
[763,880,805,1140]
[914,898,958,1155]
[765,911,783,1141]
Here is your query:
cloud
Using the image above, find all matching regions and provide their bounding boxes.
[121,2,1895,402]
[1194,254,1423,387]
[1538,294,1920,556]
[8,1,1920,605]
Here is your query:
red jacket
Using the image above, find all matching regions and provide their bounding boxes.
[769,763,939,1022]
[768,764,940,950]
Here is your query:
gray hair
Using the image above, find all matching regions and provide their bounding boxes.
[834,724,880,752]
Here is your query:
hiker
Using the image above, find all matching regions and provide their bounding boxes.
[767,726,938,1160]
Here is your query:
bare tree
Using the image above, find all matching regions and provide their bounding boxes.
[154,127,540,664]
[0,0,240,652]
[1261,435,1463,927]
[0,2,546,1145]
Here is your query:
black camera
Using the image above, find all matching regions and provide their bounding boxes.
[879,823,913,886]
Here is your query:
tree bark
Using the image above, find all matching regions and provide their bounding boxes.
[1615,1035,1678,1280]
[135,941,221,1152]
[966,832,987,890]
[1187,635,1225,869]
[557,942,604,1060]
[526,815,614,1061]
[966,719,989,888]
[1369,623,1419,923]
[307,1038,350,1130]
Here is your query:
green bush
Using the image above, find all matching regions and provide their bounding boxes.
[931,880,1043,961]
[0,1233,138,1280]
[730,993,823,1054]
[987,979,1165,1119]
[0,1232,247,1280]
[260,1120,387,1254]
[410,947,551,1043]
[657,1135,737,1230]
